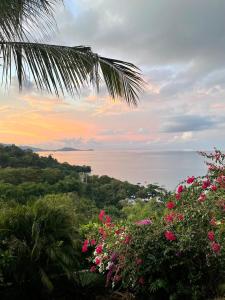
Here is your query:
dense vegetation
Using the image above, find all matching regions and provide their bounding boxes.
[0,145,224,299]
[0,144,166,299]
[84,150,225,300]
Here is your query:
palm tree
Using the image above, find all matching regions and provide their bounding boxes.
[0,0,144,105]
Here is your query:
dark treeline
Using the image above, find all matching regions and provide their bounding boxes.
[0,144,166,208]
[0,144,91,172]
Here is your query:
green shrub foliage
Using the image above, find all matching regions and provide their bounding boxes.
[84,150,225,300]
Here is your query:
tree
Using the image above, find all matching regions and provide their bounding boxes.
[0,0,144,105]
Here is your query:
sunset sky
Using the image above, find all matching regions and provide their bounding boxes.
[1,0,225,150]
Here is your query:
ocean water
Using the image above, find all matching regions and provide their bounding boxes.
[38,150,207,191]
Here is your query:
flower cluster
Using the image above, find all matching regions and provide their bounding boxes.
[83,149,225,294]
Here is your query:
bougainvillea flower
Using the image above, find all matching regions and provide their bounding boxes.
[198,193,206,202]
[166,201,175,209]
[105,215,111,224]
[136,219,152,225]
[208,164,215,171]
[124,235,131,244]
[96,244,103,254]
[177,213,184,221]
[211,242,221,253]
[187,176,195,184]
[216,175,225,184]
[202,179,211,189]
[177,185,184,193]
[90,266,96,272]
[99,210,105,221]
[138,277,145,285]
[99,227,107,239]
[208,231,215,241]
[210,218,217,226]
[210,185,217,191]
[95,257,101,265]
[164,213,174,223]
[82,244,88,253]
[175,193,181,200]
[90,239,96,246]
[136,258,143,265]
[164,230,176,241]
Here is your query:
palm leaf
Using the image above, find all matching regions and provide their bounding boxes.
[0,41,144,105]
[0,0,61,41]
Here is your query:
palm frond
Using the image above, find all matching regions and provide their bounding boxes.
[0,41,144,105]
[0,0,62,41]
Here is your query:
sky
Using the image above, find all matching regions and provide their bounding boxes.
[1,0,225,150]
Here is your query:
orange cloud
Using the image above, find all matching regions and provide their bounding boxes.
[0,109,97,144]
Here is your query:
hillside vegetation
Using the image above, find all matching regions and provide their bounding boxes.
[0,145,224,300]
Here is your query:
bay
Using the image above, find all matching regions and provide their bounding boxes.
[38,150,207,191]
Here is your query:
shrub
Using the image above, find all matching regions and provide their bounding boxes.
[0,195,80,298]
[84,150,225,300]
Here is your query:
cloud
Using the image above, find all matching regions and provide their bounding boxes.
[161,115,221,133]
[1,1,225,151]
[56,0,225,67]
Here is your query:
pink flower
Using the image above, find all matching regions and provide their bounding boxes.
[166,201,175,210]
[208,165,215,171]
[96,244,103,254]
[198,193,206,202]
[177,185,184,193]
[164,230,176,241]
[136,258,143,265]
[187,176,195,184]
[210,185,217,191]
[164,213,174,223]
[208,231,215,241]
[99,210,105,221]
[211,242,221,253]
[210,218,217,226]
[82,240,89,252]
[177,213,184,221]
[99,227,107,239]
[82,245,88,253]
[105,215,111,225]
[90,239,96,246]
[202,179,210,189]
[216,175,225,184]
[175,193,181,200]
[95,257,101,265]
[90,266,96,272]
[138,277,145,285]
[136,219,152,225]
[124,235,131,244]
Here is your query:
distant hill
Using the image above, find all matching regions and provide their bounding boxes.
[0,144,91,172]
[20,146,94,152]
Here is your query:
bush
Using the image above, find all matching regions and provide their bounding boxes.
[84,150,225,300]
[0,195,80,298]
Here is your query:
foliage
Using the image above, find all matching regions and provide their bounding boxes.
[122,199,164,222]
[0,194,80,298]
[84,150,225,300]
[0,145,164,210]
[0,0,144,104]
[0,144,91,172]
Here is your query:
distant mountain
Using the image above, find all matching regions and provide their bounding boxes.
[19,146,44,152]
[19,145,94,152]
[51,147,94,152]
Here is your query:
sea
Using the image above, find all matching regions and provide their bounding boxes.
[38,150,208,191]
